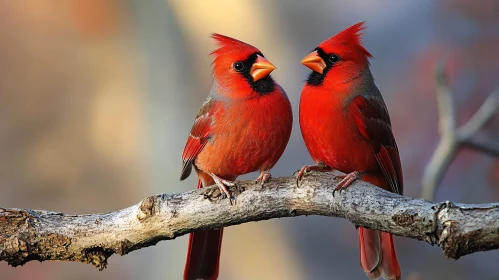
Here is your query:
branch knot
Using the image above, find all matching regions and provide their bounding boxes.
[137,196,158,220]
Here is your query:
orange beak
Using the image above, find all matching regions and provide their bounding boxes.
[250,55,276,81]
[301,51,325,74]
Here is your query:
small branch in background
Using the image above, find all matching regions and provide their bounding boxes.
[1,172,499,270]
[422,61,499,201]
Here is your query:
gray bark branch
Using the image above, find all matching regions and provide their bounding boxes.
[422,60,499,200]
[1,172,499,270]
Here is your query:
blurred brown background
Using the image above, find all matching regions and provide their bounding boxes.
[0,0,498,279]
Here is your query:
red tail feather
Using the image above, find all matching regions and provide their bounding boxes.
[183,179,224,280]
[359,227,400,280]
[184,229,224,280]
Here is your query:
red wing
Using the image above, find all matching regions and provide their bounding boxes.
[348,95,403,194]
[180,98,216,181]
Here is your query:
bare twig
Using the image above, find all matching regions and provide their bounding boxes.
[422,61,499,200]
[1,172,499,270]
[463,137,499,157]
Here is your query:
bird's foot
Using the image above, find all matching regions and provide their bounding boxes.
[209,173,236,204]
[333,171,363,197]
[255,170,272,186]
[296,164,332,186]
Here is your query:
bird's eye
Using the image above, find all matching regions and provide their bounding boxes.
[233,62,244,72]
[329,54,340,63]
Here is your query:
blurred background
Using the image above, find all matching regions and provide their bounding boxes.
[0,0,498,279]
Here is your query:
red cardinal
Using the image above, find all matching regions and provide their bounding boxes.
[180,34,293,280]
[297,22,402,280]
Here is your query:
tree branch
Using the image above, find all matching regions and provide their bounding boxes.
[422,61,499,200]
[1,172,499,270]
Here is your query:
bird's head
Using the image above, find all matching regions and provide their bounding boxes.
[211,34,276,98]
[302,22,373,88]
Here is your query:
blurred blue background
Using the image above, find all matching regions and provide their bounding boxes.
[0,0,498,279]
